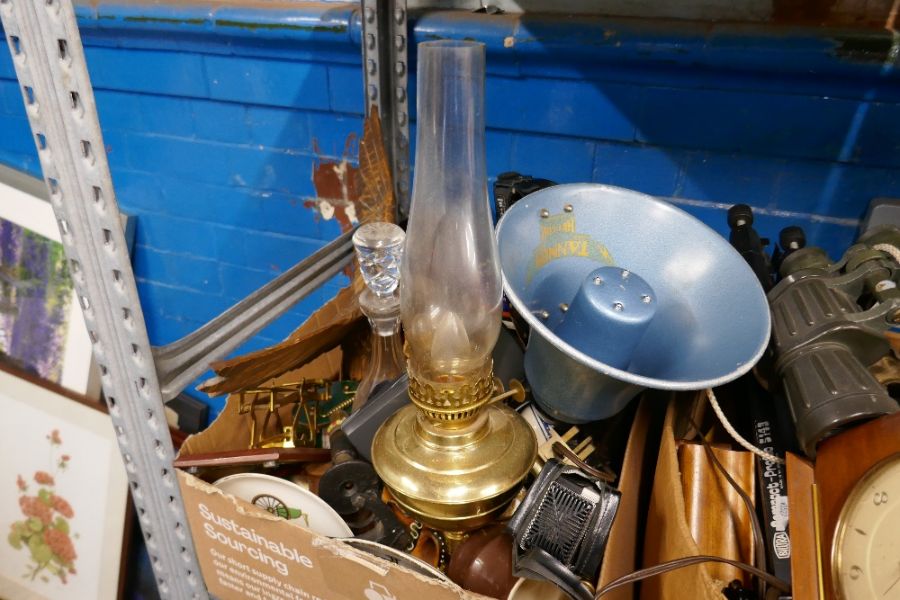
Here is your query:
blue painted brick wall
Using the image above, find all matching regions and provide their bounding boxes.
[422,11,900,254]
[0,3,360,417]
[3,5,900,419]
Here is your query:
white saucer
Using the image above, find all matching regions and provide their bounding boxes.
[214,472,353,538]
[343,538,450,581]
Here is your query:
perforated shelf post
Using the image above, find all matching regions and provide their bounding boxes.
[1,0,207,596]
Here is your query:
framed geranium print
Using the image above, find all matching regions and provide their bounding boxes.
[0,365,129,599]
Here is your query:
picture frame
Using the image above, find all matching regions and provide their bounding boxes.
[0,363,130,600]
[0,165,101,398]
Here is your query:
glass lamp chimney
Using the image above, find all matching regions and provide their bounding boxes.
[401,40,501,417]
[371,41,536,539]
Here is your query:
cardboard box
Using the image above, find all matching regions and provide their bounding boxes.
[597,393,665,600]
[198,283,368,399]
[181,287,490,600]
[177,288,659,600]
[177,472,486,600]
[176,401,657,599]
[177,395,485,600]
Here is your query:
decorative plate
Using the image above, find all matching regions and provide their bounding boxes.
[213,472,352,538]
[343,538,450,582]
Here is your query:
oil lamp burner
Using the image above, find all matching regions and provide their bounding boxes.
[371,40,537,539]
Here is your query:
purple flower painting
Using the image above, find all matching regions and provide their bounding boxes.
[0,217,73,383]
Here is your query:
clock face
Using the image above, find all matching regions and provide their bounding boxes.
[832,454,900,600]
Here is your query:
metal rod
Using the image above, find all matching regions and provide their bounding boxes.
[153,228,356,402]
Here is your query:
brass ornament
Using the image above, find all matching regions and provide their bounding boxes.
[238,379,356,450]
[407,364,495,421]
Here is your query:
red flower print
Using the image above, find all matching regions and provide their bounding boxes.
[10,430,78,584]
[34,471,55,486]
[19,496,52,525]
[51,494,74,519]
[44,529,77,563]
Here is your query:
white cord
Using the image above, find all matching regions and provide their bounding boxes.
[873,243,900,265]
[706,388,786,465]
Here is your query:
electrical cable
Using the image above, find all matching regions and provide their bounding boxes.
[586,404,793,600]
[873,243,900,264]
[552,441,616,482]
[691,418,767,600]
[593,555,791,598]
[707,388,785,465]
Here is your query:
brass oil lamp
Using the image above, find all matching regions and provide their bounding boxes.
[371,40,537,542]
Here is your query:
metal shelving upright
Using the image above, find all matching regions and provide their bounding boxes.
[0,0,408,597]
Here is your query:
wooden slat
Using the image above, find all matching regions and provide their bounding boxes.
[786,452,820,600]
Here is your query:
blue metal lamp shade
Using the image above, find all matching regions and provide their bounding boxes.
[497,184,771,423]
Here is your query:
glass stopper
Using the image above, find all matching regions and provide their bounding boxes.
[353,222,405,298]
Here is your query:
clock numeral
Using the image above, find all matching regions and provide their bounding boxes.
[873,491,889,506]
[850,566,862,580]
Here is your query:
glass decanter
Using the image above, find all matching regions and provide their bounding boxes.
[352,222,406,411]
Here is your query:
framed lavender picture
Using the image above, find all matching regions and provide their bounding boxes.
[0,365,130,599]
[0,166,100,398]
